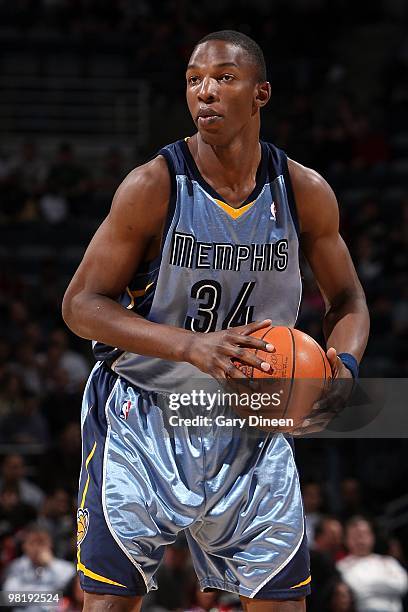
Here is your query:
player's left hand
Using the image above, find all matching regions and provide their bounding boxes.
[292,347,354,436]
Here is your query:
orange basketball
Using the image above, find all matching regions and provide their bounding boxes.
[232,326,332,432]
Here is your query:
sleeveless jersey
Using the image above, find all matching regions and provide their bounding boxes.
[93,139,302,392]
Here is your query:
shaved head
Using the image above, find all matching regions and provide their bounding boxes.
[194,30,267,83]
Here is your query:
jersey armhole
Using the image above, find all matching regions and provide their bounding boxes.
[156,149,178,253]
[281,153,300,237]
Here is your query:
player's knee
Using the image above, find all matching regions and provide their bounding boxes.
[83,592,143,612]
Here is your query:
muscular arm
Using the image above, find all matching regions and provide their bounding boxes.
[62,156,273,377]
[289,159,369,364]
[62,156,193,362]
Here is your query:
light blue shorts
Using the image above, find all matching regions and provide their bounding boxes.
[77,362,310,600]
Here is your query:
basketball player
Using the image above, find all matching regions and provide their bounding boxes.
[63,31,369,612]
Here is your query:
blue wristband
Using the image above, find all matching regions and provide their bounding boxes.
[338,353,359,379]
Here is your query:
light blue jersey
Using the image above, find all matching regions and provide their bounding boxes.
[94,139,302,392]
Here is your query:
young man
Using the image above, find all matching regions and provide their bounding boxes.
[63,30,369,612]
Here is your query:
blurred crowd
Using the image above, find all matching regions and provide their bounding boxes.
[0,0,407,611]
[0,142,128,224]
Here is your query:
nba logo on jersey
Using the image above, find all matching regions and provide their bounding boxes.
[120,400,132,420]
[270,201,277,221]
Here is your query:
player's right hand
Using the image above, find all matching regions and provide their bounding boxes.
[185,319,275,379]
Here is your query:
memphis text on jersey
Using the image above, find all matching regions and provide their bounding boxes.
[170,231,289,272]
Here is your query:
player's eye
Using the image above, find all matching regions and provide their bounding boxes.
[188,76,200,85]
[218,74,234,82]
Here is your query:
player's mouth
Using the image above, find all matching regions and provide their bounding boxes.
[197,109,223,126]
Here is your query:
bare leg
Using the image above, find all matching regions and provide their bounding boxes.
[240,596,306,611]
[83,592,143,612]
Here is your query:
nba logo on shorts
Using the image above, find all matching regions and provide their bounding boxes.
[270,201,276,221]
[120,400,132,420]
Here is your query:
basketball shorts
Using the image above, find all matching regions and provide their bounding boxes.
[77,362,311,600]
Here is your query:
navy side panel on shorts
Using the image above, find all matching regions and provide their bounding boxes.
[77,363,147,596]
[255,530,311,599]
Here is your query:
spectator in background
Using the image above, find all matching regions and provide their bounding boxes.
[337,516,408,612]
[96,147,126,198]
[37,488,74,560]
[38,329,89,393]
[39,191,69,224]
[36,257,67,323]
[50,329,89,391]
[0,371,24,424]
[0,455,44,510]
[322,579,357,612]
[39,423,81,495]
[46,143,91,217]
[314,517,345,563]
[10,343,43,395]
[308,517,344,612]
[0,392,50,447]
[340,479,365,521]
[41,367,81,434]
[5,301,29,345]
[2,525,75,611]
[302,481,324,546]
[92,147,128,218]
[355,236,382,286]
[0,488,37,539]
[7,141,47,199]
[23,322,45,354]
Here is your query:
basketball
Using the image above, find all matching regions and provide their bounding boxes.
[232,326,332,432]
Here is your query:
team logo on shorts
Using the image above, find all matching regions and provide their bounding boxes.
[120,400,132,420]
[270,201,277,221]
[77,508,89,546]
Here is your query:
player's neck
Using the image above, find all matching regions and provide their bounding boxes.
[191,130,262,207]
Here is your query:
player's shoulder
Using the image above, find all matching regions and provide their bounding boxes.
[287,157,334,199]
[114,154,170,204]
[286,157,339,235]
[107,154,171,233]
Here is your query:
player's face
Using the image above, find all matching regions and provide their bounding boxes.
[186,41,269,146]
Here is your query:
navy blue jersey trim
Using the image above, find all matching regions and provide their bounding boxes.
[179,139,268,207]
[281,151,300,237]
[157,148,178,253]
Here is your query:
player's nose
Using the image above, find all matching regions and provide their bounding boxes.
[197,76,218,103]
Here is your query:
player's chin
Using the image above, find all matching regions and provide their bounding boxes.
[198,127,229,146]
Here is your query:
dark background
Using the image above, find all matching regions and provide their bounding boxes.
[0,1,407,610]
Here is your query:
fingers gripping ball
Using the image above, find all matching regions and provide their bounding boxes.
[232,326,332,432]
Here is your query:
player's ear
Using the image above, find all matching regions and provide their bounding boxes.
[255,81,271,108]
